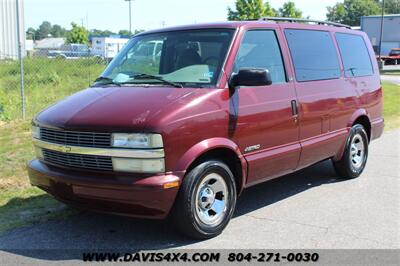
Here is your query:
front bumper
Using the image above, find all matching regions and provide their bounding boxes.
[27,159,181,219]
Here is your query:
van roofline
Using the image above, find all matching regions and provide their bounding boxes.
[134,19,358,37]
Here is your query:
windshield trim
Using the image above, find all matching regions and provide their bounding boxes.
[134,25,239,38]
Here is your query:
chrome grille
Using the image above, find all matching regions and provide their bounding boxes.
[42,149,113,171]
[40,127,111,148]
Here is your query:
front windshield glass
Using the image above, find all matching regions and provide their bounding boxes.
[96,29,235,87]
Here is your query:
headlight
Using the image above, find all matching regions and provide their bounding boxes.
[32,125,40,139]
[112,158,165,173]
[111,133,163,148]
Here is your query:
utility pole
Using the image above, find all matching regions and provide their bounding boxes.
[378,0,385,70]
[16,0,25,119]
[125,0,133,35]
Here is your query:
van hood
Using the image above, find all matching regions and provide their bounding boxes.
[35,86,194,132]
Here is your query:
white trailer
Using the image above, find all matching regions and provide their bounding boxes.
[361,14,400,56]
[91,37,129,60]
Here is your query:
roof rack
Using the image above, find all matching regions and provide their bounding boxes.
[258,17,351,29]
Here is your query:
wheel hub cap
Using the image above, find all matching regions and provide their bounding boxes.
[195,173,228,226]
[199,187,216,210]
[350,133,365,169]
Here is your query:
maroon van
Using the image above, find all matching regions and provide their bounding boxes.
[28,18,384,239]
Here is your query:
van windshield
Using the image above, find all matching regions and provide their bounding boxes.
[96,29,235,88]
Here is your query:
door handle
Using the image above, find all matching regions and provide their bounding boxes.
[291,100,299,123]
[291,100,298,116]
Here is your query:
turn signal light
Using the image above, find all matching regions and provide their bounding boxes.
[163,181,180,189]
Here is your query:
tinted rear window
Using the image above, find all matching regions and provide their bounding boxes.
[285,29,340,82]
[335,33,373,77]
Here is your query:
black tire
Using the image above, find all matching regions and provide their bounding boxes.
[333,124,369,179]
[172,160,237,239]
[93,55,105,64]
[55,54,66,60]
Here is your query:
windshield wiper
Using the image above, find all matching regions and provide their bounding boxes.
[93,74,183,88]
[347,68,357,77]
[93,76,121,87]
[129,73,183,88]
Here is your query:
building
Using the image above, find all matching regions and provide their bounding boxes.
[361,14,400,55]
[32,37,65,56]
[0,0,25,60]
[32,38,65,57]
[91,36,130,59]
[25,39,34,52]
[35,38,65,50]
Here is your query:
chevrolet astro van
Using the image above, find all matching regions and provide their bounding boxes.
[28,18,384,239]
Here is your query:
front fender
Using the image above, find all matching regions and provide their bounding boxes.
[175,137,248,193]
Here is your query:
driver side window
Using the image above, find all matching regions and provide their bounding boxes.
[234,30,286,84]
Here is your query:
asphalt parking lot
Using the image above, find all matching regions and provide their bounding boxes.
[381,65,400,85]
[381,74,400,85]
[0,130,399,263]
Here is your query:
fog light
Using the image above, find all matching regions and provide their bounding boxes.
[112,158,165,173]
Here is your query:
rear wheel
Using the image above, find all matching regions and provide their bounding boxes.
[333,124,369,179]
[55,54,66,60]
[173,160,236,239]
[93,55,105,64]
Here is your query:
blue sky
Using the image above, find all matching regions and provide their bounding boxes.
[25,0,340,32]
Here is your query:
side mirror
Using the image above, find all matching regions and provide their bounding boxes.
[229,68,272,91]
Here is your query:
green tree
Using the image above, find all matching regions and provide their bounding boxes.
[326,0,381,26]
[90,29,116,37]
[36,21,52,39]
[264,1,277,17]
[381,0,400,14]
[133,29,145,35]
[326,3,347,24]
[66,22,89,44]
[100,30,116,36]
[118,29,131,36]
[278,1,303,18]
[227,0,276,21]
[26,27,36,40]
[50,24,67,38]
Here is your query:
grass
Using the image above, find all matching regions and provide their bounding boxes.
[0,57,399,235]
[0,57,105,121]
[0,120,80,234]
[382,82,400,130]
[0,58,104,233]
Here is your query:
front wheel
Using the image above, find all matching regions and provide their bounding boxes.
[333,124,369,179]
[172,160,237,239]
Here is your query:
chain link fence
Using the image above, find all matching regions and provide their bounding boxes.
[0,48,108,121]
[0,0,112,122]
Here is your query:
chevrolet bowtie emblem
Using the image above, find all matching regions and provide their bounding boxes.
[58,146,72,153]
